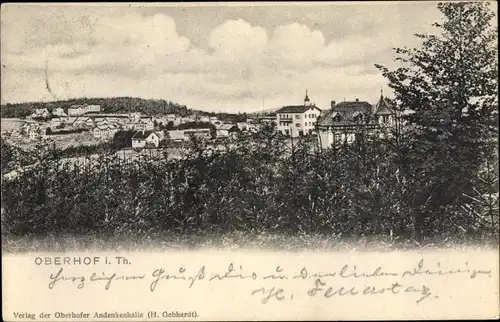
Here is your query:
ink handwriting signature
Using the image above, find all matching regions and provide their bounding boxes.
[46,259,492,304]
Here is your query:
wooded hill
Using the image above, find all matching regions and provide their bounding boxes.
[0,97,248,122]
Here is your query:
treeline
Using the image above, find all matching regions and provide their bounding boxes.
[0,97,251,122]
[0,97,192,118]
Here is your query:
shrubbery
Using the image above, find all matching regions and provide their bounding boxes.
[1,122,498,246]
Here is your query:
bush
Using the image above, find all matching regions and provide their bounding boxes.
[1,123,498,246]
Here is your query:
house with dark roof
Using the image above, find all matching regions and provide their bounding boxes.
[373,93,395,124]
[216,124,239,138]
[276,90,322,137]
[131,130,162,148]
[317,91,395,149]
[113,130,137,148]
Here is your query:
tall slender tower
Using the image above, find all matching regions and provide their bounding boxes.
[304,89,311,106]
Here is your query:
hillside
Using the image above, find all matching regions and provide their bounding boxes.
[0,97,196,118]
[0,97,254,123]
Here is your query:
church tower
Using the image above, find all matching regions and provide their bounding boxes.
[304,89,311,107]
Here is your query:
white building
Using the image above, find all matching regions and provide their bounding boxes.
[276,91,322,137]
[184,128,211,139]
[126,118,154,131]
[168,130,187,142]
[52,107,67,117]
[92,124,119,139]
[209,116,220,124]
[131,131,162,148]
[84,105,101,113]
[68,106,83,116]
[166,114,176,122]
[72,116,95,129]
[181,116,195,123]
[216,124,239,138]
[68,104,101,116]
[236,122,250,131]
[50,117,63,128]
[30,108,50,119]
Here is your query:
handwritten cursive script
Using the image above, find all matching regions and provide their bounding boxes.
[46,259,492,304]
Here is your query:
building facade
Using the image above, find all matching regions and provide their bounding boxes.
[317,91,395,149]
[276,91,322,137]
[131,131,161,148]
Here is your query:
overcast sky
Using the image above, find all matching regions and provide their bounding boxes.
[1,2,449,112]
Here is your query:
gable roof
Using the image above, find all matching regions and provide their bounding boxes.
[317,109,339,126]
[168,130,186,140]
[374,95,394,115]
[113,130,136,141]
[218,124,238,131]
[276,105,321,114]
[333,101,373,116]
[156,131,165,140]
[317,101,373,127]
[94,124,117,130]
[132,130,157,140]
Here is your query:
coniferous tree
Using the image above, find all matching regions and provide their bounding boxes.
[376,2,498,242]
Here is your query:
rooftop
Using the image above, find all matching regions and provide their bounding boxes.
[132,130,156,140]
[276,105,321,114]
[374,94,394,115]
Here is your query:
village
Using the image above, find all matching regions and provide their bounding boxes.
[0,90,398,153]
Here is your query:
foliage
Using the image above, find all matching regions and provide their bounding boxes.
[1,121,497,247]
[375,1,498,241]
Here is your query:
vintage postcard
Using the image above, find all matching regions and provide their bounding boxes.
[1,1,499,321]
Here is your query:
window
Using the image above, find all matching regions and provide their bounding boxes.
[285,129,290,135]
[295,115,300,119]
[296,123,301,128]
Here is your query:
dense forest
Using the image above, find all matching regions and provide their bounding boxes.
[0,97,190,118]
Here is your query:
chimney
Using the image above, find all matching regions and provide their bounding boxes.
[355,98,359,102]
[331,101,336,109]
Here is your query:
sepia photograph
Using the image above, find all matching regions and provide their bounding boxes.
[1,1,499,321]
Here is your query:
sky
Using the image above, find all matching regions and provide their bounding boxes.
[1,2,450,113]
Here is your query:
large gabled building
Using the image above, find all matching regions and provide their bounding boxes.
[317,91,395,149]
[276,91,322,137]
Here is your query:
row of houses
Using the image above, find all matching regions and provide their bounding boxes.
[112,124,242,149]
[274,90,397,148]
[30,108,63,119]
[30,104,102,119]
[153,114,229,127]
[67,104,101,116]
[166,124,241,142]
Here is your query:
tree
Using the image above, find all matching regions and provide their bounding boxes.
[376,2,498,242]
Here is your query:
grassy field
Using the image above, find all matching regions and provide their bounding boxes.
[0,118,24,132]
